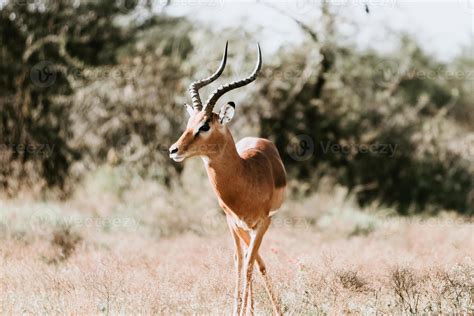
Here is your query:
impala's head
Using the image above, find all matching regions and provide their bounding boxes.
[169,42,262,162]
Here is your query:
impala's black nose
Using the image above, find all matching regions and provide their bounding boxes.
[169,146,178,155]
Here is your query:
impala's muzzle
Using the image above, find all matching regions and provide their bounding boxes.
[169,144,185,162]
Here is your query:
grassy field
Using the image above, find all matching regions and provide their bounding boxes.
[1,167,473,315]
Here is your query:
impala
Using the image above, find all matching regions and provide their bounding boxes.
[169,42,286,316]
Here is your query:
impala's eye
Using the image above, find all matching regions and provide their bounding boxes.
[198,122,210,133]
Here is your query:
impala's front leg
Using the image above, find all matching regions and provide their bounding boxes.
[227,216,243,315]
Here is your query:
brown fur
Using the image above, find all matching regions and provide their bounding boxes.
[170,112,286,228]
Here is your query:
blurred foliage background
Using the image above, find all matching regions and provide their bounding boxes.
[0,0,473,215]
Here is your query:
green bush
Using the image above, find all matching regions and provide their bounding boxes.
[256,32,473,214]
[0,0,140,195]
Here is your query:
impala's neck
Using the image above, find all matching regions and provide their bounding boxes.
[202,128,244,204]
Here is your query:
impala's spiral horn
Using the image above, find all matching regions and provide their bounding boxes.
[188,41,228,111]
[203,43,262,117]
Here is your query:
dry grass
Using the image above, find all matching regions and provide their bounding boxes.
[1,220,472,314]
[0,167,473,314]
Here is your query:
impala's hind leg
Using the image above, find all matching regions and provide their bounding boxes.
[255,255,281,315]
[247,279,254,315]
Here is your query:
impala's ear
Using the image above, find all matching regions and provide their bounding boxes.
[184,104,195,116]
[219,102,235,125]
